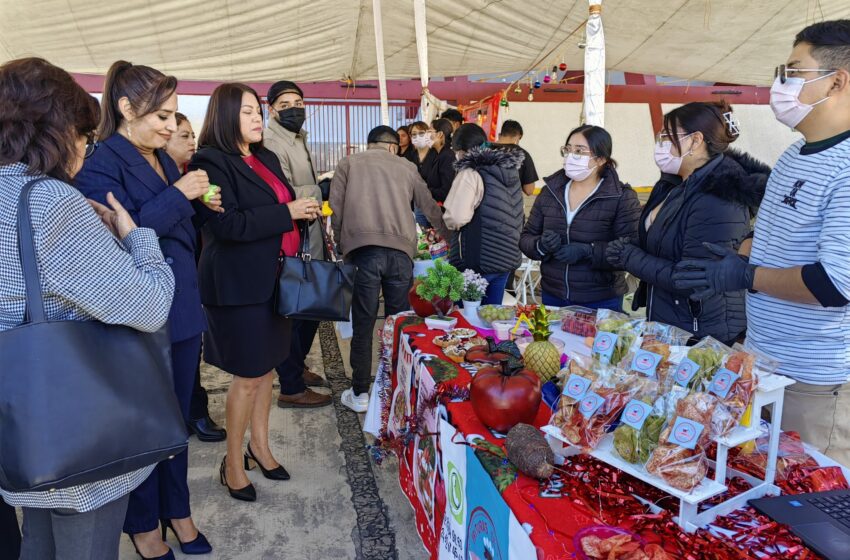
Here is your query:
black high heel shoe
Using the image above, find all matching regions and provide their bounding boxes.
[244,443,291,480]
[219,456,256,502]
[161,520,213,555]
[128,534,175,560]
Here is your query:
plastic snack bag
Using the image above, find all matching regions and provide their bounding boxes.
[613,381,668,465]
[731,429,819,481]
[646,392,718,491]
[558,365,648,450]
[551,355,600,429]
[621,322,691,384]
[591,310,644,366]
[709,345,775,436]
[669,337,733,393]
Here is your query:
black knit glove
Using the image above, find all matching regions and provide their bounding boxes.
[673,243,756,301]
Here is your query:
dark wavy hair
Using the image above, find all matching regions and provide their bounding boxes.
[0,57,100,182]
[99,60,177,139]
[198,83,264,154]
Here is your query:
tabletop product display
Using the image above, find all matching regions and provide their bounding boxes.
[364,309,849,559]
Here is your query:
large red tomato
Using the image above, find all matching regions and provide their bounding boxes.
[470,361,542,433]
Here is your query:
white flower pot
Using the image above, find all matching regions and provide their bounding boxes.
[462,300,481,320]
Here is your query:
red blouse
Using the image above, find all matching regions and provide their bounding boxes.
[242,155,300,257]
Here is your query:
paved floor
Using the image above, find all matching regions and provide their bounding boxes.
[117,323,426,560]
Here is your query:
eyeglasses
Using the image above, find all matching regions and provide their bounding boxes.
[560,145,593,157]
[774,64,836,85]
[654,132,692,145]
[84,132,98,159]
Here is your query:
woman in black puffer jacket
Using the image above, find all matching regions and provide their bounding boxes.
[606,101,769,344]
[520,125,640,311]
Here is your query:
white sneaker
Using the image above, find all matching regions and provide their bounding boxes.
[341,388,369,413]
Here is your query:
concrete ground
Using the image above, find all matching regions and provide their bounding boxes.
[117,322,426,560]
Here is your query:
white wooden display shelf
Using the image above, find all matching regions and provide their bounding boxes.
[543,373,795,532]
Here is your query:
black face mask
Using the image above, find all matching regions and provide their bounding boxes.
[275,106,306,133]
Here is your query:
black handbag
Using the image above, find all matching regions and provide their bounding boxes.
[0,179,189,492]
[275,220,356,322]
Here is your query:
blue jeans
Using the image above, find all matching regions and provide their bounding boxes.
[414,207,431,229]
[541,293,624,313]
[482,273,511,306]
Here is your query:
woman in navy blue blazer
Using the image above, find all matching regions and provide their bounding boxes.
[75,61,219,560]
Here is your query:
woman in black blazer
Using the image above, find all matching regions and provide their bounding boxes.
[189,83,321,502]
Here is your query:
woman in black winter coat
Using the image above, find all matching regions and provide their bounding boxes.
[606,101,770,344]
[520,125,640,311]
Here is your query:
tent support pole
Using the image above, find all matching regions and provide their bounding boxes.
[372,0,390,125]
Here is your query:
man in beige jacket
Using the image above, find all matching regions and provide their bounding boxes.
[330,126,448,412]
[264,80,332,409]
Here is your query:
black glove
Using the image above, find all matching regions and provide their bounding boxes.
[672,242,756,301]
[538,231,562,255]
[605,237,636,269]
[318,178,332,201]
[553,242,592,264]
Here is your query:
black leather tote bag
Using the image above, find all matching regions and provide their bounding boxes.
[275,220,355,322]
[0,179,188,492]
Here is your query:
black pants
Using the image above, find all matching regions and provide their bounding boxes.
[188,348,209,421]
[275,319,320,395]
[0,500,20,560]
[349,246,413,395]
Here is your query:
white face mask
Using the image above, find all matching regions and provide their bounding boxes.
[411,135,433,149]
[563,153,597,181]
[654,134,693,175]
[769,73,835,129]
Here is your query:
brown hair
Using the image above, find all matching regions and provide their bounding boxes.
[99,60,177,138]
[663,100,738,158]
[175,112,189,127]
[408,121,428,134]
[198,83,263,155]
[0,57,100,182]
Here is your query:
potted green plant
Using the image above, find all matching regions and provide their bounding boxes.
[460,269,489,319]
[415,260,464,329]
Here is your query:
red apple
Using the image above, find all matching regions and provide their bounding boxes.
[471,360,542,433]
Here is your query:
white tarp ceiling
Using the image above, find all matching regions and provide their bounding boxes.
[0,1,848,86]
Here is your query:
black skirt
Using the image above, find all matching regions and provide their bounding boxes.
[203,300,291,378]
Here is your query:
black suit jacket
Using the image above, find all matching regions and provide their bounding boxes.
[189,146,297,307]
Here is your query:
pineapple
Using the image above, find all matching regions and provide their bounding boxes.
[523,307,561,382]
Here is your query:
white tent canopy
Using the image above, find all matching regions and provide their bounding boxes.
[1,1,848,86]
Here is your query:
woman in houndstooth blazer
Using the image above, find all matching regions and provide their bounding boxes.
[0,59,175,560]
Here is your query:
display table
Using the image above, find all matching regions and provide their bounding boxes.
[364,311,847,560]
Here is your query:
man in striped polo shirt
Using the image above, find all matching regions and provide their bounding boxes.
[674,20,850,465]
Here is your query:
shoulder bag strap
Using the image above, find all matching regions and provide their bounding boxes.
[16,178,50,324]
